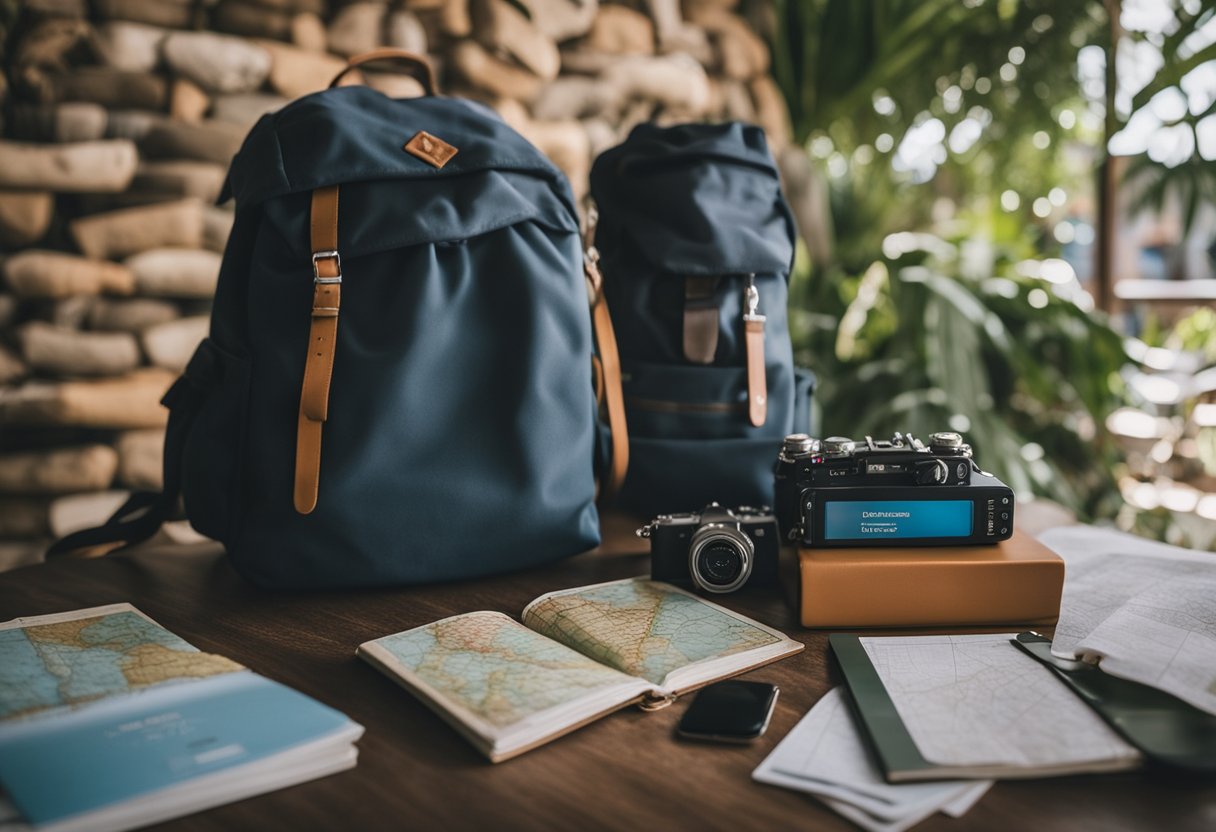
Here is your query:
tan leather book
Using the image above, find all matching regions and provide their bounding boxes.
[794,531,1064,628]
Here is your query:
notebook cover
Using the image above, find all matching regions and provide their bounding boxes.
[828,633,1141,782]
[796,531,1064,628]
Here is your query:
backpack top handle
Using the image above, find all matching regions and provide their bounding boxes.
[329,49,438,96]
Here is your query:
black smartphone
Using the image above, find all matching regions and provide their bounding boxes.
[677,680,779,743]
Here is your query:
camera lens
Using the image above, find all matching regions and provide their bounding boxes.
[688,526,754,594]
[699,541,743,584]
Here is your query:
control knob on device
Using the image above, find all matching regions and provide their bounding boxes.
[929,431,964,449]
[782,434,819,457]
[821,437,855,457]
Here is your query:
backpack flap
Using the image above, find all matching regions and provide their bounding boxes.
[589,122,794,279]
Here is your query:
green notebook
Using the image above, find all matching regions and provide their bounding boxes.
[830,633,1140,781]
[832,632,1216,781]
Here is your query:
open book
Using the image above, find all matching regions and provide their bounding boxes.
[357,578,803,762]
[0,605,362,832]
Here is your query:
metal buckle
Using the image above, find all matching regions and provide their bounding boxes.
[312,250,342,284]
[583,245,603,299]
[743,273,765,322]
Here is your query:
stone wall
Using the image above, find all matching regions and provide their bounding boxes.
[0,0,790,569]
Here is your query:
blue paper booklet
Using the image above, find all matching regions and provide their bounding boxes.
[0,604,363,832]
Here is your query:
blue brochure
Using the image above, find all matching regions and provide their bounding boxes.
[0,604,362,831]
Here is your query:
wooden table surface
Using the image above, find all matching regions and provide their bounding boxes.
[1,513,1212,832]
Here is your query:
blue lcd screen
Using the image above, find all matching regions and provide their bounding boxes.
[823,500,972,540]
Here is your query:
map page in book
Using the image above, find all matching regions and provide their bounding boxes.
[521,578,794,687]
[362,611,641,729]
[359,579,802,761]
[0,604,243,722]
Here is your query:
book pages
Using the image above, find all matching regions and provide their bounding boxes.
[359,612,650,761]
[363,611,642,729]
[522,578,798,688]
[361,581,803,761]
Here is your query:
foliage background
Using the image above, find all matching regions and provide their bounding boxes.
[760,0,1216,522]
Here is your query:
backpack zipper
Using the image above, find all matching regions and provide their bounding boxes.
[625,396,747,415]
[743,273,767,428]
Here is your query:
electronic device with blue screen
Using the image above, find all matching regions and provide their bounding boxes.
[774,431,1015,547]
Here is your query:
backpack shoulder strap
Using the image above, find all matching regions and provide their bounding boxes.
[45,373,206,557]
[293,184,341,514]
[585,234,628,502]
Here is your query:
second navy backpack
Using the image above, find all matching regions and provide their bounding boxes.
[589,122,814,516]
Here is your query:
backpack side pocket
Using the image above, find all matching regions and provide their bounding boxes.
[180,338,252,544]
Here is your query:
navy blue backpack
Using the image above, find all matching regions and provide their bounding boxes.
[50,52,612,589]
[590,123,814,516]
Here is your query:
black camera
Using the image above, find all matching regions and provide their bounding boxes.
[774,432,1014,547]
[639,503,780,594]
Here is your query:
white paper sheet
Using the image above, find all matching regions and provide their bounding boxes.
[859,634,1139,771]
[753,688,991,831]
[1041,526,1216,716]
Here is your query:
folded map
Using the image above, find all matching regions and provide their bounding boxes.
[0,604,363,832]
[1041,525,1216,716]
[357,578,803,762]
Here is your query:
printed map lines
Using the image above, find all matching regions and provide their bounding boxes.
[379,612,629,729]
[1,611,241,722]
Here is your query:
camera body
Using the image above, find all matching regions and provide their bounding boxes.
[774,432,1014,547]
[640,503,780,594]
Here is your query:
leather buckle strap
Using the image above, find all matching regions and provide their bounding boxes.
[743,275,767,428]
[591,280,628,503]
[294,185,341,514]
[582,202,628,502]
[312,250,342,284]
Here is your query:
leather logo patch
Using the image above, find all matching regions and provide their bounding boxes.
[404,130,458,168]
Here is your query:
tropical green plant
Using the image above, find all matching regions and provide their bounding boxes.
[791,237,1127,518]
[763,0,1134,517]
[1172,306,1216,360]
[1115,0,1216,235]
[770,0,1102,148]
[767,0,1103,247]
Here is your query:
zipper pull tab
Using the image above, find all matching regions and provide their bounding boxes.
[743,273,767,428]
[744,273,764,322]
